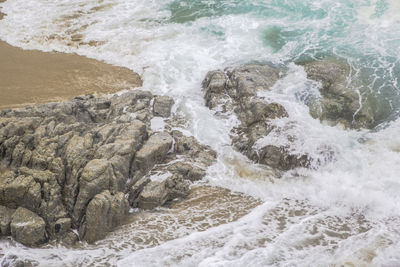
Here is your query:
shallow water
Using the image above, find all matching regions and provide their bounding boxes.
[1,0,400,266]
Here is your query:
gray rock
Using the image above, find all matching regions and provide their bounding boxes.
[0,172,41,210]
[203,63,309,170]
[134,132,173,173]
[172,131,216,167]
[0,205,15,235]
[0,90,216,246]
[228,63,280,98]
[79,190,128,243]
[10,207,46,246]
[128,176,151,206]
[54,218,71,238]
[153,96,175,117]
[136,175,189,210]
[301,59,375,129]
[167,162,206,182]
[72,159,112,225]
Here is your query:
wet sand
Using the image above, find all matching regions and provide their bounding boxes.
[0,41,142,109]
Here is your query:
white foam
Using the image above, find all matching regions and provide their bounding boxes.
[150,117,166,132]
[1,0,400,266]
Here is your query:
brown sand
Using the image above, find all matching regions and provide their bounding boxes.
[0,41,142,109]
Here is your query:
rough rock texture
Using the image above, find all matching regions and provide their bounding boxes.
[300,59,375,129]
[79,191,128,243]
[0,205,15,235]
[0,90,215,246]
[203,63,310,170]
[135,174,189,210]
[10,207,46,246]
[153,96,174,117]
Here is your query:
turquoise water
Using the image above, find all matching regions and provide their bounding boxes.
[1,0,400,266]
[164,0,400,124]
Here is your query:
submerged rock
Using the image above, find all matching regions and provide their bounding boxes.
[300,59,375,129]
[203,63,310,171]
[0,90,216,246]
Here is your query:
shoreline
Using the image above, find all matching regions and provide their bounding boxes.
[0,40,142,109]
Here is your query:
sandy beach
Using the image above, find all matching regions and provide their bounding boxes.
[0,41,142,109]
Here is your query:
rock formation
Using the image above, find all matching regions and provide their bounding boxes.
[203,61,372,171]
[203,63,311,171]
[300,59,375,129]
[0,90,215,246]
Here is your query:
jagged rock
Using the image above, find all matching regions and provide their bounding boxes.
[135,175,189,210]
[54,218,71,238]
[167,162,206,182]
[72,159,113,225]
[0,205,15,235]
[203,63,309,170]
[228,63,280,98]
[0,90,216,246]
[134,132,173,173]
[79,191,128,243]
[128,176,150,206]
[153,96,174,117]
[0,171,41,210]
[172,131,216,166]
[300,59,375,129]
[10,207,46,246]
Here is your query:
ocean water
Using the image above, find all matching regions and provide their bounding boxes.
[1,0,400,266]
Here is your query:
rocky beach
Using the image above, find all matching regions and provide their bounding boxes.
[1,0,400,266]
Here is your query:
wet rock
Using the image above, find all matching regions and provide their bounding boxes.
[228,63,280,98]
[135,175,189,210]
[153,96,174,117]
[127,176,150,206]
[10,207,47,246]
[301,59,375,129]
[0,90,216,246]
[79,191,128,243]
[0,255,36,267]
[72,159,112,225]
[172,131,216,167]
[167,162,206,182]
[61,231,79,246]
[0,205,15,235]
[0,171,41,210]
[134,132,173,173]
[203,63,309,170]
[54,218,71,238]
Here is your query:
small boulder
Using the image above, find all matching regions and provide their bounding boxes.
[79,191,128,243]
[153,96,174,117]
[134,132,173,173]
[167,162,206,182]
[0,172,41,210]
[228,63,280,98]
[301,59,375,129]
[135,175,189,210]
[10,207,46,246]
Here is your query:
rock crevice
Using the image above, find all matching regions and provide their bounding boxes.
[0,90,215,246]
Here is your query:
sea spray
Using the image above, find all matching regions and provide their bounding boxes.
[1,0,400,265]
